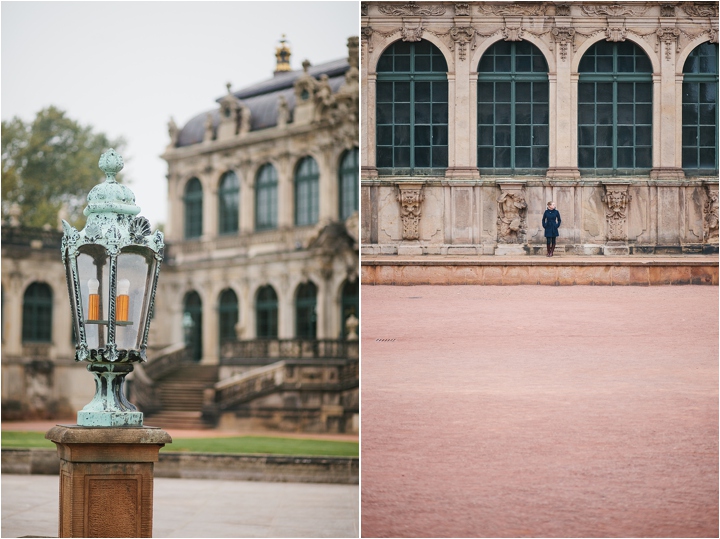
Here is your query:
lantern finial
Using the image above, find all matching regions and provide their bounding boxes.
[98,148,124,183]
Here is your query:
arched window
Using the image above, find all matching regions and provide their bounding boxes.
[23,282,52,343]
[218,288,238,345]
[218,171,240,235]
[183,291,202,362]
[294,157,319,226]
[184,178,203,239]
[255,164,278,231]
[578,41,653,175]
[256,285,278,338]
[295,282,317,339]
[682,42,718,175]
[340,279,358,338]
[339,147,359,220]
[376,40,448,176]
[477,41,549,173]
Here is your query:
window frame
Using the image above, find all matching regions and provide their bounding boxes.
[218,288,239,345]
[183,178,203,239]
[477,40,550,174]
[295,282,317,339]
[22,282,52,343]
[256,285,278,339]
[218,171,240,235]
[577,41,654,176]
[376,40,449,176]
[255,164,278,231]
[294,156,320,227]
[339,147,359,220]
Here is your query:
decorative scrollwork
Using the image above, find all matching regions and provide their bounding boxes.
[581,4,648,17]
[657,27,681,59]
[681,3,719,18]
[478,3,547,16]
[552,27,576,61]
[450,26,476,60]
[378,2,446,16]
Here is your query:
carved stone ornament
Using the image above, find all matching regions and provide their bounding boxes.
[660,3,677,17]
[497,190,527,244]
[361,26,374,54]
[601,186,631,242]
[378,2,446,16]
[555,3,571,16]
[709,28,719,43]
[681,3,719,18]
[606,26,628,42]
[450,26,476,60]
[397,186,424,240]
[402,25,424,42]
[657,27,681,59]
[503,26,524,41]
[455,3,470,16]
[552,26,576,60]
[361,2,368,16]
[479,3,547,16]
[703,186,719,243]
[582,4,648,17]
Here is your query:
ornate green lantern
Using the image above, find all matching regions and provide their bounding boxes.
[61,149,164,427]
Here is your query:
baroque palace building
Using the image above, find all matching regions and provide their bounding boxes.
[360,1,719,256]
[2,36,360,433]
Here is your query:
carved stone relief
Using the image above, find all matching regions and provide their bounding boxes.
[660,4,677,17]
[378,2,446,16]
[455,3,470,16]
[681,3,719,18]
[555,4,571,17]
[361,26,374,54]
[497,189,527,244]
[361,2,368,16]
[657,27,681,59]
[450,26,476,60]
[552,26,576,60]
[581,4,648,17]
[478,3,546,16]
[703,185,719,243]
[397,185,424,240]
[503,26,524,41]
[605,25,628,42]
[401,25,424,42]
[602,185,632,242]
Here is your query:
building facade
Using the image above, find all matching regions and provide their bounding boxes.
[361,2,719,256]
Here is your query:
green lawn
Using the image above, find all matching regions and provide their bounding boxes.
[1,431,358,457]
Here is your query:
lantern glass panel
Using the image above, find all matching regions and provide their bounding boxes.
[116,247,156,351]
[76,245,110,349]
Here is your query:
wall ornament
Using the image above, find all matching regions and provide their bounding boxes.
[503,26,524,41]
[497,189,527,244]
[454,3,470,16]
[401,25,424,42]
[552,26,576,61]
[450,26,476,60]
[681,3,719,18]
[703,185,719,243]
[581,4,648,17]
[602,185,631,242]
[397,185,424,241]
[657,27,681,59]
[478,3,547,16]
[378,2,446,16]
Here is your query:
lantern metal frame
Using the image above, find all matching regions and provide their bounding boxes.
[61,149,164,427]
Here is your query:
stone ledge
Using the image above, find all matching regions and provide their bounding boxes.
[1,449,359,485]
[361,257,718,285]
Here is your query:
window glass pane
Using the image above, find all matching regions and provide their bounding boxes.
[635,55,652,72]
[533,125,549,145]
[617,104,634,124]
[495,147,510,167]
[377,125,392,145]
[596,104,613,124]
[431,146,447,167]
[432,125,448,146]
[415,104,431,124]
[516,82,531,102]
[596,147,613,168]
[515,125,531,146]
[596,56,613,72]
[617,147,633,168]
[597,126,612,146]
[394,55,410,71]
[617,83,633,102]
[432,103,448,123]
[617,55,633,72]
[700,148,716,167]
[495,103,511,124]
[700,126,715,146]
[578,103,595,124]
[635,147,651,168]
[394,82,410,101]
[433,81,448,101]
[395,103,410,123]
[377,55,393,72]
[597,83,613,102]
[636,105,652,125]
[479,55,493,72]
[532,147,548,168]
[478,126,493,145]
[533,82,548,102]
[635,83,652,103]
[579,126,594,145]
[495,125,511,146]
[432,54,448,72]
[579,147,594,168]
[533,104,549,124]
[636,126,652,146]
[377,82,393,102]
[683,104,699,125]
[394,125,410,145]
[683,147,698,168]
[415,82,431,102]
[516,56,531,72]
[478,103,494,123]
[394,147,410,167]
[414,147,430,167]
[415,125,431,146]
[377,104,393,124]
[617,126,633,146]
[515,147,531,167]
[377,147,392,167]
[579,84,594,103]
[478,147,494,167]
[495,82,511,102]
[516,104,531,124]
[495,55,511,72]
[415,55,431,72]
[578,56,594,72]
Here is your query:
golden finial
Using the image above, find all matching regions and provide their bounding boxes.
[275,34,292,74]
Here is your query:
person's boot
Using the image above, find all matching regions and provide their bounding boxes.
[550,244,555,257]
[546,244,551,257]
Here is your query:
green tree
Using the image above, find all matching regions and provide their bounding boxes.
[1,106,127,229]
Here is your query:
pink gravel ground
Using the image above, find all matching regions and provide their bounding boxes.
[361,285,718,538]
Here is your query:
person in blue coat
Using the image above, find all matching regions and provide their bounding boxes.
[542,201,561,257]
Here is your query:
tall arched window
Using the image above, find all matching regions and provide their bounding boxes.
[578,41,653,175]
[183,291,202,362]
[339,147,359,220]
[218,171,240,235]
[376,40,448,176]
[294,157,319,226]
[477,40,549,173]
[218,288,239,345]
[256,285,278,338]
[184,178,203,239]
[340,279,358,338]
[682,42,718,175]
[22,282,52,343]
[295,282,317,339]
[255,164,278,231]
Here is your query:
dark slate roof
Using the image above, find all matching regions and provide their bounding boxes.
[176,58,349,148]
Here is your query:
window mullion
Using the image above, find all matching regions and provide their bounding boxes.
[613,79,618,172]
[410,79,415,172]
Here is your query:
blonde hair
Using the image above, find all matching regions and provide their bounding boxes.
[547,201,554,207]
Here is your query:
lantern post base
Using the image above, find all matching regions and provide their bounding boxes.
[45,425,171,538]
[78,363,143,427]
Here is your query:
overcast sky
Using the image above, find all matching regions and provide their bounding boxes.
[2,1,359,227]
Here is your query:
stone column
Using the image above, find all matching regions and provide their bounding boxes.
[5,274,24,356]
[46,425,171,538]
[547,20,580,179]
[277,154,293,229]
[278,278,293,339]
[362,70,378,179]
[240,165,254,234]
[601,181,632,255]
[202,284,219,365]
[446,25,480,180]
[317,145,337,223]
[201,172,217,241]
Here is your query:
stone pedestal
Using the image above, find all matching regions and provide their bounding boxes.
[603,241,630,256]
[46,425,171,538]
[494,244,526,256]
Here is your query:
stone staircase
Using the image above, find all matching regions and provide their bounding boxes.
[143,364,219,429]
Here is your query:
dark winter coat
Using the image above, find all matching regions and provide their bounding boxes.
[542,209,561,238]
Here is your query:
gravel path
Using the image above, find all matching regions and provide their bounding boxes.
[361,285,718,538]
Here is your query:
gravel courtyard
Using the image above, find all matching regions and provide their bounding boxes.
[361,285,718,538]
